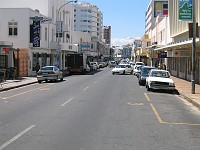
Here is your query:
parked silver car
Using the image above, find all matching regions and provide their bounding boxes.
[37,66,63,83]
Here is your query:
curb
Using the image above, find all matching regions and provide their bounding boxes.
[179,92,200,109]
[0,81,37,92]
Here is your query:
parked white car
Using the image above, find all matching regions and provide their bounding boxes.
[112,64,133,75]
[146,69,175,92]
[37,66,63,83]
[133,62,145,75]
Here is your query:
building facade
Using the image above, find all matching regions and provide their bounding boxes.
[103,26,111,45]
[74,2,103,39]
[0,6,78,77]
[145,0,200,84]
[145,0,168,34]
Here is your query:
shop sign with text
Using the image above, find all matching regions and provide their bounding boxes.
[179,0,192,21]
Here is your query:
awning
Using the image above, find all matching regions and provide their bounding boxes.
[154,40,200,51]
[146,44,164,50]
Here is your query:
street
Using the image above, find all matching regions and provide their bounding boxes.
[0,67,199,150]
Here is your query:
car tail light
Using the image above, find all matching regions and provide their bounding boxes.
[48,72,55,74]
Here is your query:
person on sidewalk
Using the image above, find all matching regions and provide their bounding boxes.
[35,63,40,74]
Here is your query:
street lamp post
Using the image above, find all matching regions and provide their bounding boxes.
[191,0,196,94]
[56,0,78,69]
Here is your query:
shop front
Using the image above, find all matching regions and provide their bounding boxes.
[155,40,200,84]
[0,41,18,80]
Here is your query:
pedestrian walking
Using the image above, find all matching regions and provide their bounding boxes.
[35,63,40,74]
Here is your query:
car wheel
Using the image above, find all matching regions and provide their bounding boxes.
[38,80,42,83]
[138,81,142,85]
[123,71,125,75]
[112,72,115,75]
[60,78,63,81]
[131,70,133,74]
[54,76,59,82]
[170,90,175,94]
[146,85,151,91]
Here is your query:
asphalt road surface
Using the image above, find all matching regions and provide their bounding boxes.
[0,67,199,150]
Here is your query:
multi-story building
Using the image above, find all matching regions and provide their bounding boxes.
[144,0,200,85]
[154,0,200,84]
[74,2,103,39]
[122,44,132,59]
[103,26,111,59]
[73,2,105,60]
[145,0,168,35]
[0,0,80,77]
[103,26,111,45]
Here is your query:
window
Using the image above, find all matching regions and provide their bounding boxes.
[8,22,18,36]
[0,55,7,68]
[45,27,47,41]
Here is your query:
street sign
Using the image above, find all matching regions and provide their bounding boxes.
[179,0,192,21]
[56,21,63,33]
[158,51,167,58]
[40,18,53,24]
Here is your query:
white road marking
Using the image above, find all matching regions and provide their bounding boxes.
[0,125,36,150]
[60,98,74,107]
[83,86,89,91]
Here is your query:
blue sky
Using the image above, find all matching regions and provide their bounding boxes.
[82,0,150,45]
[1,0,150,46]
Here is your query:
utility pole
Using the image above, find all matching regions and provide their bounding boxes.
[191,0,196,94]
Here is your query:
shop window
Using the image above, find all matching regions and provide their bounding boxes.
[32,52,39,71]
[180,58,185,73]
[0,55,7,68]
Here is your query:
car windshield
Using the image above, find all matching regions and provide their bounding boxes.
[136,62,144,65]
[116,65,126,68]
[151,71,170,78]
[41,67,53,71]
[141,68,154,75]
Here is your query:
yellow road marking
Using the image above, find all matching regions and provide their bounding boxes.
[38,88,50,91]
[144,93,165,123]
[128,102,144,106]
[2,85,50,100]
[165,122,200,126]
[149,103,166,124]
[144,93,151,102]
[144,93,200,126]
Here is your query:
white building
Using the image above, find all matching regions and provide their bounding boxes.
[0,0,82,76]
[73,2,106,60]
[0,8,52,76]
[145,0,168,35]
[74,2,103,39]
[153,0,200,84]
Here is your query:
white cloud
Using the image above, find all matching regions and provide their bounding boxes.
[111,37,141,47]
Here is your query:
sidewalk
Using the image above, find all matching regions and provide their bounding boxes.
[0,77,37,91]
[0,76,200,109]
[171,76,200,109]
